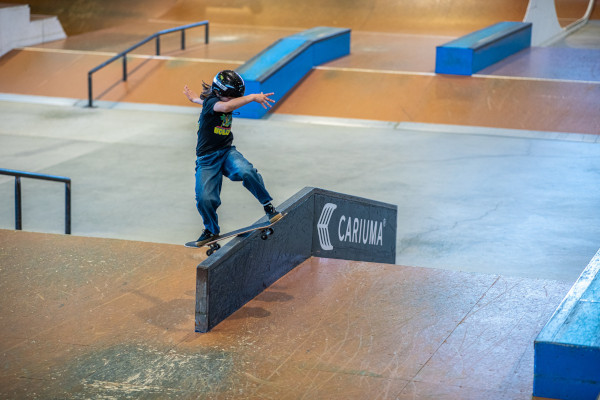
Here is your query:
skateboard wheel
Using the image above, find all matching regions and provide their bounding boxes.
[260,228,274,240]
[206,243,221,256]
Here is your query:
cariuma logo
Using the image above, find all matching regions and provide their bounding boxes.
[317,203,385,251]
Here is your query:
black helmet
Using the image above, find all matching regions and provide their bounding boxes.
[212,70,245,98]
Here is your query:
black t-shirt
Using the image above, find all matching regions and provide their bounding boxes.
[196,95,234,156]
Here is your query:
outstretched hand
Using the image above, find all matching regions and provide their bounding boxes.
[183,85,201,105]
[253,92,276,109]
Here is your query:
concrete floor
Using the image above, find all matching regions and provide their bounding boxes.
[1,96,599,283]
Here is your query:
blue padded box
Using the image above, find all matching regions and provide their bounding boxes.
[534,249,600,400]
[236,26,350,119]
[436,21,532,76]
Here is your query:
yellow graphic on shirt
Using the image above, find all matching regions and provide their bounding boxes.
[214,114,232,136]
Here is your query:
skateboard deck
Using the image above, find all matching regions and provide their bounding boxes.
[185,213,286,256]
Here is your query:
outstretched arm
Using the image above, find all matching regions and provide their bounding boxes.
[183,85,203,105]
[214,92,275,113]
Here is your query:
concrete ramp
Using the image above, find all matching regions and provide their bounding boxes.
[0,228,571,399]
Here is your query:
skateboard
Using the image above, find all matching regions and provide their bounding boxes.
[185,213,286,256]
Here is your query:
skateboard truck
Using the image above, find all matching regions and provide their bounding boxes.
[206,243,220,256]
[186,213,286,256]
[261,227,274,240]
[205,226,274,256]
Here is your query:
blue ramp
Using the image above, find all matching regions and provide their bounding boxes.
[534,249,600,400]
[236,26,351,119]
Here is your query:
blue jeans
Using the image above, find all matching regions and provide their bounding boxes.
[195,146,272,234]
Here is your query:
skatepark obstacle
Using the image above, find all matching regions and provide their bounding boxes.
[534,248,600,400]
[435,21,532,76]
[236,27,351,119]
[195,187,397,332]
[0,168,71,234]
[87,20,209,107]
[0,3,65,57]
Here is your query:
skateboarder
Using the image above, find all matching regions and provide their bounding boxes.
[183,70,281,247]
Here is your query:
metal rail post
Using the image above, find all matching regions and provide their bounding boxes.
[65,181,71,234]
[15,176,22,230]
[122,55,128,81]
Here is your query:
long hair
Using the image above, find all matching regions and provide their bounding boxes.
[199,81,214,100]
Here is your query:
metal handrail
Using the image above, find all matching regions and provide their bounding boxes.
[0,168,71,234]
[87,20,209,107]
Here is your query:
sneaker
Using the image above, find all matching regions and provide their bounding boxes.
[264,203,282,223]
[195,229,217,246]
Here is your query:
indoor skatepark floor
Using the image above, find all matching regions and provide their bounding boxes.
[0,230,572,399]
[1,0,599,398]
[1,0,599,133]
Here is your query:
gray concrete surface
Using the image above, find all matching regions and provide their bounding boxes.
[1,94,599,282]
[552,20,600,49]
